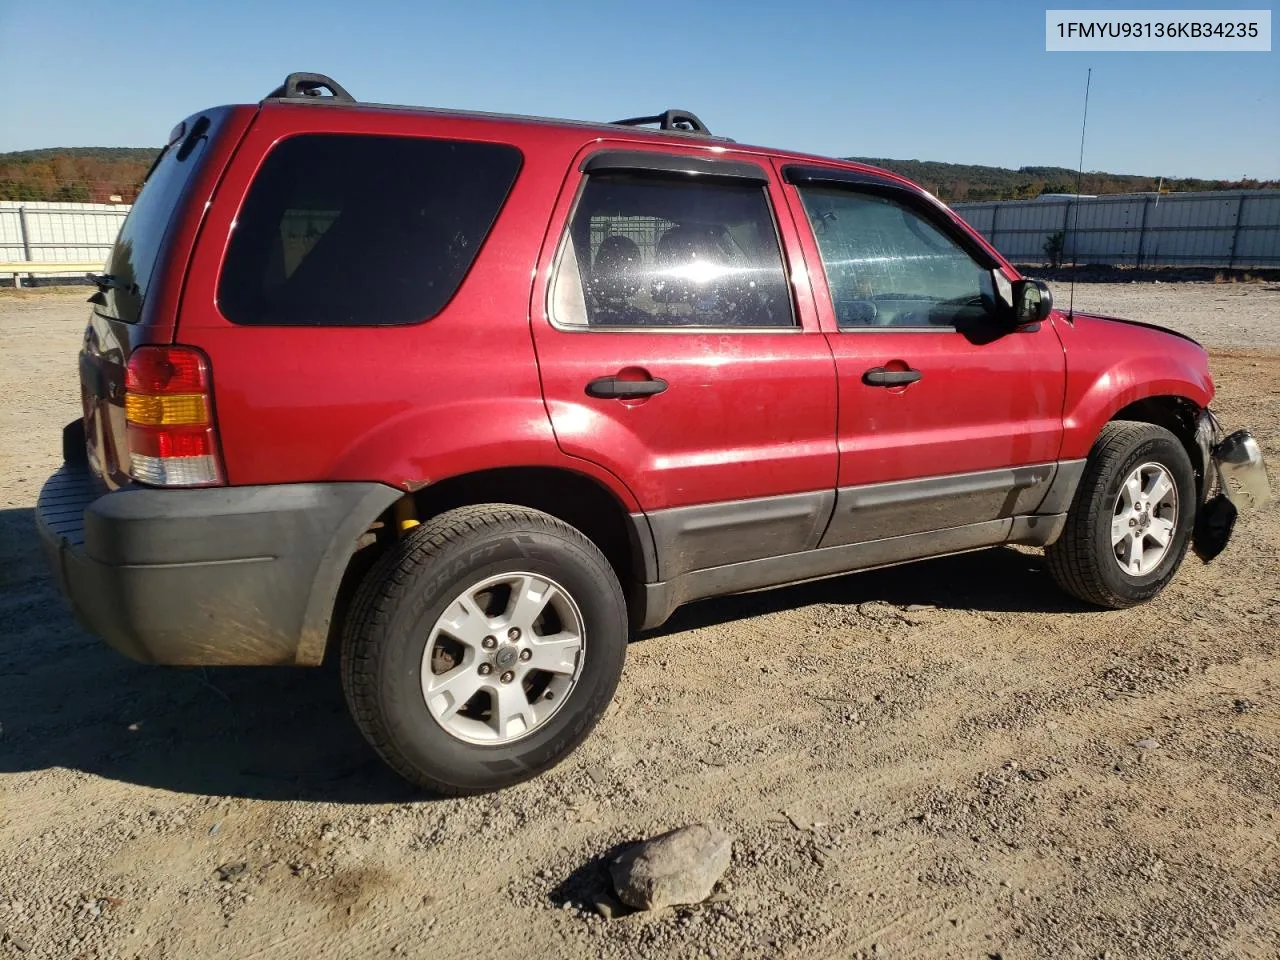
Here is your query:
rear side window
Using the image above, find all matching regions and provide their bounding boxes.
[550,173,794,329]
[99,114,220,323]
[219,134,522,326]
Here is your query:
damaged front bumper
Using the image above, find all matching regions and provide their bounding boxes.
[1214,428,1272,511]
[1192,410,1272,561]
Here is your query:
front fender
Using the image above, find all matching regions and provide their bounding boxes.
[1058,314,1214,460]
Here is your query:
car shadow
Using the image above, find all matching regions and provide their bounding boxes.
[0,506,413,804]
[649,544,1089,638]
[2,504,1085,804]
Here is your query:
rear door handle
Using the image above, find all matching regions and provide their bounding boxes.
[585,375,669,399]
[862,366,922,387]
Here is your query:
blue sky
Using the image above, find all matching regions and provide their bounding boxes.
[1,0,1275,178]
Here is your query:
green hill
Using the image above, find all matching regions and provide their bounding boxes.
[845,157,1277,203]
[0,147,160,203]
[1,146,1274,205]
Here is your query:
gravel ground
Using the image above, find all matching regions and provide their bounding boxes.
[1044,280,1280,349]
[1,283,1278,960]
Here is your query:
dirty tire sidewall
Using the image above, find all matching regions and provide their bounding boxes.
[345,508,627,795]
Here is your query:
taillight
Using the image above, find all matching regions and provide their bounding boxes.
[124,346,224,487]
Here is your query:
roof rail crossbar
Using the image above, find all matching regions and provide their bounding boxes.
[613,109,712,136]
[264,72,355,103]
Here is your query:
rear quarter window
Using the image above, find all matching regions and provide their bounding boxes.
[218,134,522,326]
[98,113,221,324]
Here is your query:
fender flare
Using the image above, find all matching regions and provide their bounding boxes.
[1062,378,1212,462]
[295,482,403,665]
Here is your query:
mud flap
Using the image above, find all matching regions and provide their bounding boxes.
[1193,494,1237,563]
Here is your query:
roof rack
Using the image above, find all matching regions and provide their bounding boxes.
[613,110,713,137]
[259,75,721,140]
[263,72,355,103]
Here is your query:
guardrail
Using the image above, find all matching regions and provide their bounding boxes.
[1,261,101,287]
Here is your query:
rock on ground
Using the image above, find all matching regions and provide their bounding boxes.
[609,824,733,911]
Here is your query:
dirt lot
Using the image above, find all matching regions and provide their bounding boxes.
[1,284,1278,960]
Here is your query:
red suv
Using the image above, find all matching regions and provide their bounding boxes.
[38,73,1270,795]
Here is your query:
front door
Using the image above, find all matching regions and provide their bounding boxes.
[530,145,838,579]
[779,163,1067,547]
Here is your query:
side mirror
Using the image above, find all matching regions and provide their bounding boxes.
[1012,278,1053,325]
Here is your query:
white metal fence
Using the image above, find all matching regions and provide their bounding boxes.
[953,190,1280,268]
[5,191,1280,281]
[0,200,131,277]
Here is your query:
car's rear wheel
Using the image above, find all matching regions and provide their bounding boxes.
[341,504,628,795]
[1046,421,1196,608]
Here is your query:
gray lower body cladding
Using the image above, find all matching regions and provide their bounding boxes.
[644,489,836,580]
[632,460,1085,630]
[37,438,1089,661]
[37,460,400,666]
[818,462,1061,546]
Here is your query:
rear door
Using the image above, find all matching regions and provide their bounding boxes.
[530,144,838,580]
[779,163,1067,547]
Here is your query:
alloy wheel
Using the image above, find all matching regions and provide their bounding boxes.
[1111,461,1179,576]
[420,572,585,745]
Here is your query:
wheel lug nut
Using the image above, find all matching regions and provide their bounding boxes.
[500,671,515,684]
[507,628,521,641]
[519,648,532,662]
[478,663,493,676]
[482,636,497,650]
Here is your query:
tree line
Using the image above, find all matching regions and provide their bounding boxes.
[1,147,1275,204]
[0,148,159,203]
[845,157,1277,203]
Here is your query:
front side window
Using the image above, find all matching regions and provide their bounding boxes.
[551,172,794,329]
[219,134,521,326]
[796,187,994,329]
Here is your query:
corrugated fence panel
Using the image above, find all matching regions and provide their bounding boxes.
[955,205,994,235]
[6,192,1279,278]
[0,201,131,274]
[988,201,1070,261]
[1234,194,1280,265]
[1079,198,1146,265]
[1143,194,1235,265]
[0,207,23,256]
[954,190,1280,268]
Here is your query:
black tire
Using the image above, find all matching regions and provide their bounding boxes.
[1046,421,1196,609]
[341,504,628,795]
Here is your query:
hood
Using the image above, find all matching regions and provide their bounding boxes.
[1067,311,1206,350]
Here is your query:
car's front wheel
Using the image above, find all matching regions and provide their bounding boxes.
[341,504,628,795]
[1046,421,1197,608]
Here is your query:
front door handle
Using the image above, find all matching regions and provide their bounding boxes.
[585,375,669,399]
[862,366,922,387]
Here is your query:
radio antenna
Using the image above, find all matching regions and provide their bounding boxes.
[1067,67,1092,320]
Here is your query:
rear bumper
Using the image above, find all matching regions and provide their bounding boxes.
[37,456,400,666]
